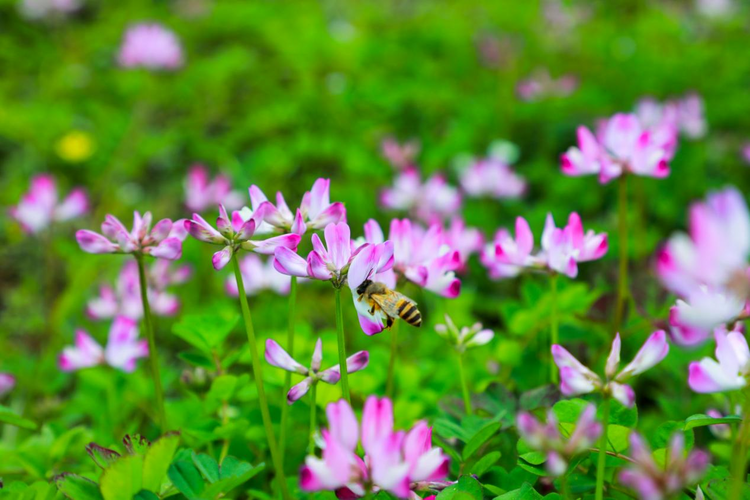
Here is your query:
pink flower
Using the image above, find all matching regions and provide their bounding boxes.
[552,331,669,407]
[300,397,450,499]
[619,433,708,500]
[184,164,244,212]
[381,138,420,170]
[380,168,462,223]
[741,142,750,166]
[440,218,484,268]
[516,404,601,476]
[185,204,300,270]
[10,174,88,234]
[249,178,346,235]
[459,157,527,199]
[561,113,676,183]
[688,325,750,393]
[19,0,80,19]
[118,23,184,70]
[635,93,707,140]
[706,408,737,440]
[59,316,148,373]
[77,211,186,260]
[265,339,369,404]
[226,254,291,296]
[480,229,523,279]
[0,373,15,397]
[516,69,578,102]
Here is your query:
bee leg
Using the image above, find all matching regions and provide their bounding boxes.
[386,315,394,329]
[369,305,376,315]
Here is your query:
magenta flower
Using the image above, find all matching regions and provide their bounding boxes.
[552,331,669,407]
[265,339,369,404]
[381,138,420,170]
[657,187,750,346]
[517,404,601,476]
[487,213,607,279]
[459,157,527,199]
[59,316,148,373]
[688,325,750,393]
[77,211,186,260]
[185,204,300,270]
[380,168,462,223]
[184,164,244,212]
[249,178,346,236]
[118,23,184,70]
[226,254,291,297]
[619,433,708,500]
[10,174,88,234]
[0,373,15,397]
[561,112,677,184]
[441,218,484,268]
[300,397,450,499]
[480,228,523,280]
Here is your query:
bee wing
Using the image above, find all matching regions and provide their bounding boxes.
[370,290,414,317]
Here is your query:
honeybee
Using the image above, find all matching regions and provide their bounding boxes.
[356,279,422,328]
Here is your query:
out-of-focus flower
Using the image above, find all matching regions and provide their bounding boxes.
[77,211,187,260]
[516,68,578,102]
[619,433,708,500]
[10,174,88,234]
[59,316,148,373]
[517,404,601,476]
[741,143,750,166]
[300,397,450,499]
[184,165,244,212]
[55,130,95,163]
[265,339,369,404]
[441,218,483,268]
[706,407,741,440]
[435,314,493,353]
[688,325,750,393]
[657,187,750,346]
[561,113,677,184]
[380,168,462,223]
[226,254,290,296]
[480,229,523,280]
[185,205,300,270]
[696,0,735,17]
[459,157,526,199]
[118,23,184,70]
[635,93,707,140]
[382,138,420,170]
[249,178,346,236]
[19,0,80,19]
[87,261,189,320]
[487,213,607,279]
[0,373,15,397]
[552,331,669,407]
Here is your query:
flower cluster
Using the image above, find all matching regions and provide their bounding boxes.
[59,316,148,373]
[482,213,607,279]
[265,339,369,404]
[381,137,420,171]
[458,157,527,200]
[300,397,450,499]
[380,168,462,223]
[118,23,184,70]
[435,314,494,353]
[226,255,290,296]
[516,68,578,102]
[516,404,602,476]
[552,331,669,407]
[656,187,750,346]
[635,93,707,140]
[184,165,244,212]
[10,174,88,234]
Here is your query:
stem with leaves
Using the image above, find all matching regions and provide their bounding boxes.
[457,351,472,415]
[334,287,351,404]
[595,396,611,500]
[279,276,297,456]
[309,383,317,454]
[386,321,400,398]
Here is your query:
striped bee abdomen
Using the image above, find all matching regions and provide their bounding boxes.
[397,299,422,327]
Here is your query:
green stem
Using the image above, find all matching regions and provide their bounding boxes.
[279,276,297,456]
[309,383,317,454]
[334,287,351,404]
[231,255,290,500]
[614,175,629,330]
[595,396,611,500]
[550,273,559,384]
[559,473,570,500]
[135,255,167,432]
[458,352,472,414]
[730,388,750,500]
[386,321,399,398]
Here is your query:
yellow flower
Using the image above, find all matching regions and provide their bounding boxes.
[55,130,95,163]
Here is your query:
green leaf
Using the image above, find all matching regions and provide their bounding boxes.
[463,421,502,461]
[202,463,264,499]
[0,405,37,430]
[518,452,546,466]
[218,456,255,479]
[172,313,239,353]
[132,492,160,500]
[86,443,121,469]
[551,399,588,424]
[684,414,742,431]
[122,435,150,455]
[436,475,484,499]
[178,351,216,369]
[192,452,220,483]
[207,375,238,402]
[494,483,543,500]
[471,451,502,476]
[54,473,104,500]
[168,460,205,500]
[608,400,638,427]
[100,455,145,500]
[433,418,469,442]
[142,432,180,492]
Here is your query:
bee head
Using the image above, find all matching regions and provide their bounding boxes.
[356,279,373,296]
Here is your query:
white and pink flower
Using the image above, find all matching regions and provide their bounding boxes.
[184,165,244,212]
[459,157,526,199]
[380,168,462,223]
[381,138,420,171]
[688,325,750,393]
[0,373,15,397]
[59,316,148,373]
[118,23,184,70]
[10,174,88,234]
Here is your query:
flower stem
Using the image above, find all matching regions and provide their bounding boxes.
[386,321,400,398]
[559,473,570,500]
[595,396,611,500]
[457,352,472,415]
[549,273,559,384]
[730,388,750,500]
[279,276,297,457]
[231,255,290,500]
[614,174,629,329]
[135,255,167,432]
[309,383,317,454]
[334,287,351,404]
